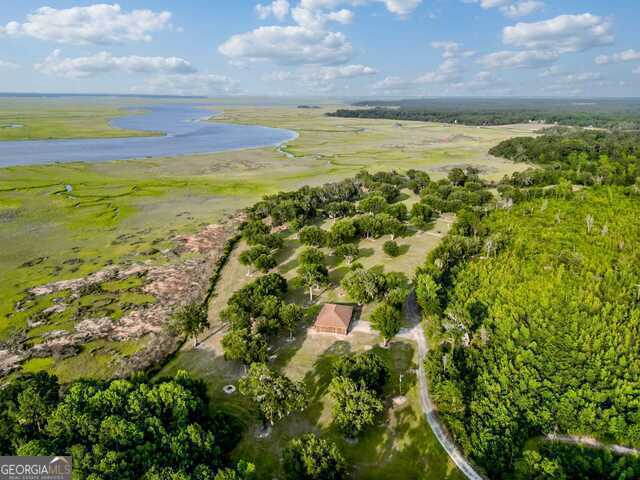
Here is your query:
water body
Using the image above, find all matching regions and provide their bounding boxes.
[0,104,297,167]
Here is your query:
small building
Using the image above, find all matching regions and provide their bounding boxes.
[312,303,354,335]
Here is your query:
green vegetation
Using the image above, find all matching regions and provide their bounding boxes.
[170,301,210,347]
[282,433,346,480]
[160,169,468,479]
[330,98,640,129]
[0,371,249,479]
[1,102,525,353]
[417,128,640,478]
[515,443,640,480]
[491,128,640,188]
[239,363,307,427]
[0,99,160,141]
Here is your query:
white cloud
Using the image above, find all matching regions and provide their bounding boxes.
[291,7,353,29]
[264,63,376,86]
[35,50,195,79]
[371,76,416,93]
[561,72,602,83]
[0,60,18,69]
[309,64,376,80]
[256,1,290,21]
[0,4,171,45]
[299,0,421,16]
[448,70,502,92]
[464,0,543,18]
[263,71,297,81]
[503,14,613,53]
[595,49,640,65]
[500,1,544,19]
[633,66,640,75]
[218,26,353,65]
[417,58,461,83]
[132,73,239,96]
[539,65,560,77]
[478,49,559,69]
[431,42,475,58]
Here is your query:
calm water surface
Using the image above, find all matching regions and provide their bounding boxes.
[0,104,297,167]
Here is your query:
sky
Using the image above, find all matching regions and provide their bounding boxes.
[0,0,638,97]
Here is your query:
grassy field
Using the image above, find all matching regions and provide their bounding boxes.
[0,97,162,141]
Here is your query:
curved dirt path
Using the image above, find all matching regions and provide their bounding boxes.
[402,292,487,480]
[545,434,640,456]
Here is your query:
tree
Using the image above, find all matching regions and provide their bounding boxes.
[298,262,329,302]
[370,303,402,347]
[325,201,355,220]
[448,168,467,186]
[170,301,209,347]
[282,434,346,480]
[415,274,441,316]
[299,247,325,266]
[222,329,268,367]
[359,194,387,215]
[214,461,256,480]
[0,372,60,452]
[239,363,307,427]
[299,226,327,247]
[253,273,288,298]
[333,352,390,396]
[333,244,359,265]
[340,268,387,304]
[386,287,408,309]
[383,240,400,257]
[254,254,277,273]
[251,233,284,250]
[386,203,408,222]
[242,220,270,243]
[239,245,272,276]
[327,219,357,246]
[280,303,305,340]
[328,377,383,437]
[220,304,251,330]
[378,214,406,239]
[411,202,435,227]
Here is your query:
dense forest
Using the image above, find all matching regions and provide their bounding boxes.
[329,98,640,129]
[417,127,640,479]
[0,371,250,479]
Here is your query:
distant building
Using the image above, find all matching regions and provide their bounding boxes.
[312,304,354,335]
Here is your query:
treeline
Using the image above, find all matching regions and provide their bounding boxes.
[329,98,640,129]
[490,128,640,188]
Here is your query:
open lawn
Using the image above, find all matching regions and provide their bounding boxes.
[161,324,463,480]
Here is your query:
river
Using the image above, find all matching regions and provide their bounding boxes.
[0,104,297,167]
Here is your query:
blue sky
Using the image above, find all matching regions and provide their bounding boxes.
[0,0,638,97]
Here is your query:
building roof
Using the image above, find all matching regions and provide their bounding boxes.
[314,303,354,331]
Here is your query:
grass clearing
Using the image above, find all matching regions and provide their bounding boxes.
[160,187,464,478]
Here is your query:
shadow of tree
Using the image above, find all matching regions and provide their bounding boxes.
[359,247,375,258]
